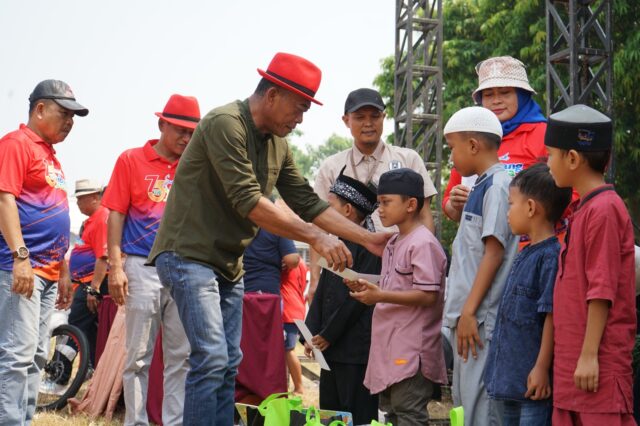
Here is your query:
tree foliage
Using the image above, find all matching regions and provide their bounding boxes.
[373,0,640,237]
[290,134,353,181]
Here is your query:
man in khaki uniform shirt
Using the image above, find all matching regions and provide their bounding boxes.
[310,88,438,302]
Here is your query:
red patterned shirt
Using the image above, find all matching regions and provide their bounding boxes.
[102,140,177,257]
[0,124,70,281]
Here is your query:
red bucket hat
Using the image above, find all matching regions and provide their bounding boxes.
[155,94,201,129]
[257,52,323,105]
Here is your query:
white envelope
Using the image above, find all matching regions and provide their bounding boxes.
[317,257,381,284]
[294,319,331,371]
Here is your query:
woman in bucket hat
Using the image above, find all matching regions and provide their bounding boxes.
[443,56,548,222]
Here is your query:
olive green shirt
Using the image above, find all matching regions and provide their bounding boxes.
[148,99,329,282]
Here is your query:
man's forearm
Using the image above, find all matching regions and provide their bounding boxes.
[107,211,126,268]
[581,299,609,357]
[0,192,26,250]
[248,197,368,247]
[59,258,71,281]
[90,258,108,290]
[309,248,322,293]
[312,207,370,245]
[248,197,324,244]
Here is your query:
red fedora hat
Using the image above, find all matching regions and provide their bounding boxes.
[155,94,201,129]
[257,52,323,105]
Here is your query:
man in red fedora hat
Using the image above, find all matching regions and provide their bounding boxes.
[102,94,200,426]
[149,52,390,425]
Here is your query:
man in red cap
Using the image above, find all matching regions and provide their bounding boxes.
[0,79,86,424]
[103,94,200,426]
[149,52,390,425]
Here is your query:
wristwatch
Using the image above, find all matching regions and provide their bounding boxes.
[12,246,29,260]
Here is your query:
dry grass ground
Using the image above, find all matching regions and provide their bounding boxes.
[35,343,452,425]
[33,409,124,425]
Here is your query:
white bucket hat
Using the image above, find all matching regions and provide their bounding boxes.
[74,179,103,197]
[444,106,503,138]
[472,56,536,104]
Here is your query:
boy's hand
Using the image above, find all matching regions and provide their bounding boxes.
[303,342,315,359]
[525,364,551,400]
[574,353,599,392]
[456,312,483,362]
[349,280,380,305]
[450,184,470,211]
[344,278,366,292]
[311,335,330,351]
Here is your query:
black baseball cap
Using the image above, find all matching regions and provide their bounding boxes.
[344,88,385,114]
[29,80,89,117]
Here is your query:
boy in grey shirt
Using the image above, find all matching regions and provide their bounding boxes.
[443,107,519,425]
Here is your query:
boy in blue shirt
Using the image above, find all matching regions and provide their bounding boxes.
[484,163,572,425]
[443,106,520,425]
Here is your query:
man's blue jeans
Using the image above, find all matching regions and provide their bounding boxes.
[0,270,57,425]
[503,399,552,426]
[155,251,244,426]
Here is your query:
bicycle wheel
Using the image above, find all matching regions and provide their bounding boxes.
[37,323,90,410]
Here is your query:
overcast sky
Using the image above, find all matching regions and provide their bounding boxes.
[0,0,395,231]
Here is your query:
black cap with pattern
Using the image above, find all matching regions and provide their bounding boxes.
[544,104,611,151]
[29,79,89,117]
[330,167,378,216]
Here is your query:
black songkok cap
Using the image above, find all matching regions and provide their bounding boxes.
[544,104,611,152]
[378,168,424,199]
[330,167,378,216]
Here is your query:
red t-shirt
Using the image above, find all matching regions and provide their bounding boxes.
[102,140,178,257]
[69,206,109,283]
[442,122,547,212]
[0,124,70,281]
[281,259,308,323]
[553,185,636,413]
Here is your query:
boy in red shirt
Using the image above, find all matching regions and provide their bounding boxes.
[546,104,636,425]
[281,258,308,395]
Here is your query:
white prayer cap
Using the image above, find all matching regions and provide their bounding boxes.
[443,106,503,138]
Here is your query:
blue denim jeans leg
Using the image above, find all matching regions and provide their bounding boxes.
[503,399,552,426]
[155,251,244,426]
[0,270,57,425]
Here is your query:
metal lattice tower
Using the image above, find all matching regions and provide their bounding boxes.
[546,0,614,175]
[394,0,444,236]
[546,0,612,114]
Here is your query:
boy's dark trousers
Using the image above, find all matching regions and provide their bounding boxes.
[379,371,433,426]
[320,361,378,425]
